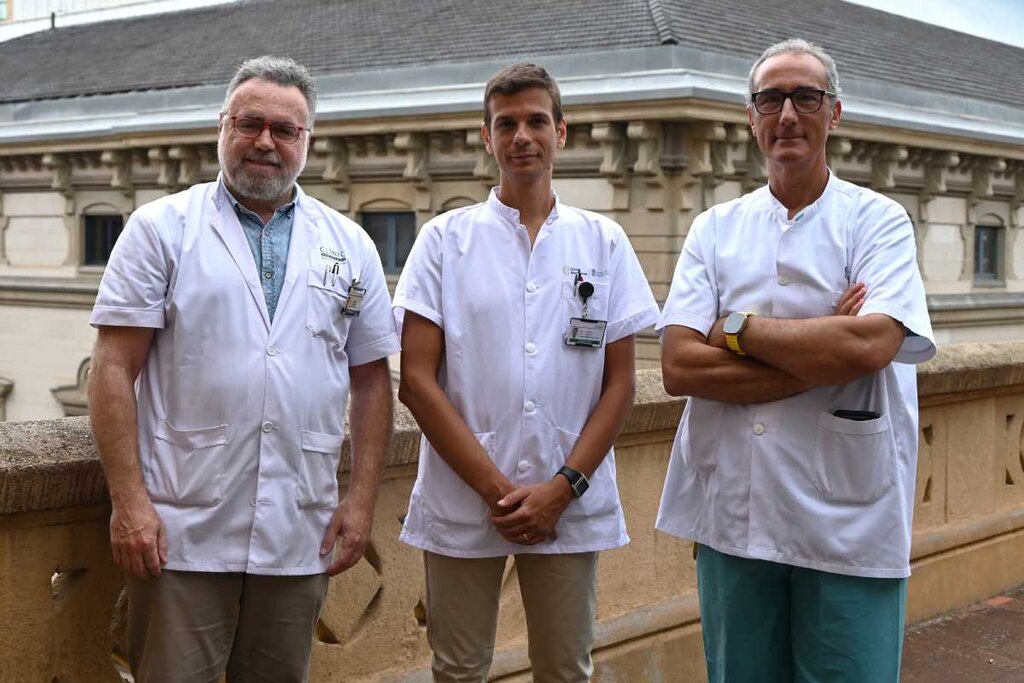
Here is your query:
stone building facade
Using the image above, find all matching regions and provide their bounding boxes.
[1,1,1023,421]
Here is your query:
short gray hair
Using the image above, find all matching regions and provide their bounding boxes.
[222,55,318,128]
[746,39,840,105]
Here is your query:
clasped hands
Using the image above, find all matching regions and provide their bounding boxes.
[488,476,575,546]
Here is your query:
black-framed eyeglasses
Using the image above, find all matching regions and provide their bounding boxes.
[227,116,307,144]
[750,89,836,115]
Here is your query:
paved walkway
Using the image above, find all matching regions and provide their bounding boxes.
[902,586,1024,682]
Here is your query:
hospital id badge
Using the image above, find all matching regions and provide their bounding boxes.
[341,283,366,317]
[565,317,606,348]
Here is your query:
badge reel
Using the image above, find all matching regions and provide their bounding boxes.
[341,278,366,317]
[564,279,607,348]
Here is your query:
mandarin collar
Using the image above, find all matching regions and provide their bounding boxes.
[766,169,836,228]
[215,173,299,218]
[487,187,561,227]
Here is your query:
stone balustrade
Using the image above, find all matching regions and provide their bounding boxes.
[3,342,1024,681]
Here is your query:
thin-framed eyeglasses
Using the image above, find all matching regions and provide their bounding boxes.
[227,116,307,144]
[750,89,836,115]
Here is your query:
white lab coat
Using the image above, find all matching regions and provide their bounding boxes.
[393,189,659,558]
[656,173,936,578]
[91,179,399,575]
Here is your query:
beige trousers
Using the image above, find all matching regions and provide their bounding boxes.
[424,551,599,683]
[126,570,330,683]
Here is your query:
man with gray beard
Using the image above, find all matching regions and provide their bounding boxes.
[88,56,399,682]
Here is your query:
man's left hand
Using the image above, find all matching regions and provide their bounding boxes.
[321,496,374,576]
[491,478,574,545]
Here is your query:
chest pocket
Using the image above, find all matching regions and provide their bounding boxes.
[306,267,355,348]
[560,278,611,345]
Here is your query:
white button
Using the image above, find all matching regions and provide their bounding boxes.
[778,276,790,286]
[524,401,536,413]
[250,497,258,507]
[753,423,765,435]
[261,421,274,433]
[517,461,530,472]
[527,282,538,293]
[267,345,278,356]
[525,342,537,354]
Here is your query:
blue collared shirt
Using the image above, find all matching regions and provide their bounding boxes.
[223,182,296,322]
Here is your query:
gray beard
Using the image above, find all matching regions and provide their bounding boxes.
[218,142,304,203]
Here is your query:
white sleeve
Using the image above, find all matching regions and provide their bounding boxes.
[656,209,719,338]
[391,220,444,334]
[90,210,170,329]
[852,199,936,364]
[605,228,660,344]
[344,230,401,366]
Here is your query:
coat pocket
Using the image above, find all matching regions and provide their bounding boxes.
[679,398,723,474]
[554,427,618,519]
[297,430,344,509]
[812,411,896,504]
[306,268,354,348]
[421,431,494,525]
[148,421,229,506]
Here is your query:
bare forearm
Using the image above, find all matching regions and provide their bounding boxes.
[346,360,393,509]
[399,376,511,505]
[88,361,147,503]
[741,314,902,385]
[664,343,813,404]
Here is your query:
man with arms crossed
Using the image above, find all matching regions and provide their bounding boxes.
[656,39,935,682]
[394,63,659,682]
[88,56,399,681]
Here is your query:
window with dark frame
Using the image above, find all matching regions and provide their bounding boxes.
[360,212,416,273]
[83,214,125,266]
[974,225,1001,282]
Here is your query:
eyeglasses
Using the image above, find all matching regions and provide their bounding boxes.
[227,116,306,144]
[750,89,836,115]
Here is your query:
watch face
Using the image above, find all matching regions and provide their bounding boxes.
[723,311,747,335]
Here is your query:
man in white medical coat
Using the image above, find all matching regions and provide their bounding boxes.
[657,39,935,682]
[88,56,399,681]
[394,63,659,681]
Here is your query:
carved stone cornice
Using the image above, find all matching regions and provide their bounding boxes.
[591,122,629,185]
[464,129,498,187]
[970,157,1007,204]
[628,121,665,211]
[168,146,199,187]
[313,137,350,190]
[100,150,133,197]
[870,145,908,191]
[394,132,432,211]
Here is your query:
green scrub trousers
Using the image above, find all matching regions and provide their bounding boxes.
[696,544,907,682]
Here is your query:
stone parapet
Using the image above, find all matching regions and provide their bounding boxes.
[3,342,1024,680]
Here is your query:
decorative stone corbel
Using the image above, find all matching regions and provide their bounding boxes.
[465,129,498,188]
[147,147,178,191]
[394,132,432,212]
[628,121,665,211]
[41,153,76,216]
[918,151,959,223]
[168,146,200,188]
[592,122,630,211]
[870,145,908,191]
[970,157,1007,205]
[0,192,8,265]
[312,137,351,211]
[826,136,853,165]
[680,122,726,212]
[100,150,134,197]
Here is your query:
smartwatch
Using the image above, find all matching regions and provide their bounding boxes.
[723,311,756,355]
[555,466,589,498]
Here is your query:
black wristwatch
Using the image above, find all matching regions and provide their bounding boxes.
[555,466,590,498]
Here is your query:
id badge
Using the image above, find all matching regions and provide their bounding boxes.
[342,284,366,317]
[565,317,607,348]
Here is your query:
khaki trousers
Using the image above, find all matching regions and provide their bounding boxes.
[424,551,598,683]
[127,570,330,683]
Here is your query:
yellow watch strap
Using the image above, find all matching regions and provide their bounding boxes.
[726,333,746,355]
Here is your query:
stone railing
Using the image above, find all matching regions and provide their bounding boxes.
[3,343,1024,681]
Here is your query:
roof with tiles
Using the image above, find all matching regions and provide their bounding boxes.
[1,0,1022,108]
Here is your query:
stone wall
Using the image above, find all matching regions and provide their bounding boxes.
[2,343,1024,681]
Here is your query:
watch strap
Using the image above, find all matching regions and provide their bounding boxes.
[556,466,589,498]
[725,311,755,356]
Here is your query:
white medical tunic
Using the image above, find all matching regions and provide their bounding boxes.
[90,179,400,575]
[393,189,659,558]
[656,173,935,578]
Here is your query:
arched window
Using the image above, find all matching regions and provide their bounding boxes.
[81,203,125,267]
[358,199,415,274]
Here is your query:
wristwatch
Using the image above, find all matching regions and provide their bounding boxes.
[723,311,756,355]
[555,466,590,498]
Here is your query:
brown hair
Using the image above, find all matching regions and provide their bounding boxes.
[483,62,563,127]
